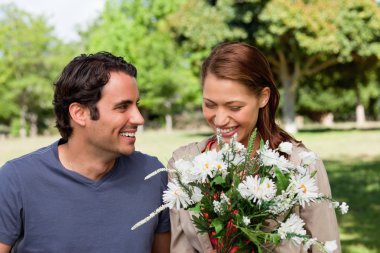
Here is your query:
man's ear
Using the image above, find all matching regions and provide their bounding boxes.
[68,102,88,126]
[259,87,270,108]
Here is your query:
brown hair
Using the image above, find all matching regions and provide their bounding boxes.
[53,52,137,141]
[201,42,298,149]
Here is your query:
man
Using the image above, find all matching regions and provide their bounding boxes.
[0,52,170,253]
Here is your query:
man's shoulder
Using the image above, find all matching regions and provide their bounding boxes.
[121,150,158,162]
[119,151,163,169]
[1,141,58,172]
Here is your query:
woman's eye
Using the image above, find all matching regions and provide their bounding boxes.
[230,107,242,111]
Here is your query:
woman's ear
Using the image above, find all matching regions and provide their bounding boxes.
[68,102,88,127]
[259,87,270,108]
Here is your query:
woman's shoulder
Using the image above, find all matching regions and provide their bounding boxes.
[291,140,308,153]
[171,136,213,160]
[288,141,313,164]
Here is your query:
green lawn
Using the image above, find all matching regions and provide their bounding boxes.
[0,129,379,252]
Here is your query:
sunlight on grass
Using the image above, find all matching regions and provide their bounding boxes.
[0,129,379,252]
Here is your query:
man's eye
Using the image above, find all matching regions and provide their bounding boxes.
[117,105,128,110]
[205,103,216,108]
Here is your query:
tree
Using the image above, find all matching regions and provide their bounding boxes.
[248,0,380,132]
[84,0,199,131]
[0,4,70,137]
[166,0,246,75]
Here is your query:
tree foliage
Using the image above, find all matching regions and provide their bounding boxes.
[84,0,199,129]
[0,4,73,136]
[1,0,379,136]
[252,0,380,130]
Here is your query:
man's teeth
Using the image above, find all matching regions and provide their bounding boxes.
[120,132,135,137]
[217,127,235,133]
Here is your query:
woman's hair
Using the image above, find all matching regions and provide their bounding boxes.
[53,51,137,141]
[201,42,298,149]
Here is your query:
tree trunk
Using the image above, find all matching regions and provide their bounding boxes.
[277,51,300,133]
[29,113,38,137]
[321,112,334,127]
[19,104,27,138]
[354,83,366,127]
[165,113,173,132]
[164,101,173,132]
[356,104,366,127]
[282,78,297,133]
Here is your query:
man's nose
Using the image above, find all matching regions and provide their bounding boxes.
[131,106,144,126]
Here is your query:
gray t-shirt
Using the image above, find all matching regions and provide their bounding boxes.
[0,140,170,253]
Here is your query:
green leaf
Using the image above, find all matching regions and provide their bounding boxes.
[310,169,318,178]
[238,227,262,253]
[191,214,210,234]
[211,175,225,186]
[211,218,224,235]
[246,129,257,157]
[274,167,290,193]
[188,202,201,214]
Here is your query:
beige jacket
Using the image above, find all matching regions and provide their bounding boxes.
[168,137,341,253]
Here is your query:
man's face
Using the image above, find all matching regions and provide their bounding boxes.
[84,71,144,157]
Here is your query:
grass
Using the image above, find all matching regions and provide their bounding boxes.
[0,129,379,252]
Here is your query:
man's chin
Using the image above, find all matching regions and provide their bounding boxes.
[120,147,135,156]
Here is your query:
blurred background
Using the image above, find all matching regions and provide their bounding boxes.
[0,0,379,252]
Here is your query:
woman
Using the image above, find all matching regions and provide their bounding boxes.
[168,42,340,252]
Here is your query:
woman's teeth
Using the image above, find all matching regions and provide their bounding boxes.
[217,127,235,133]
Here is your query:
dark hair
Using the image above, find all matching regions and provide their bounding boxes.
[53,51,137,141]
[201,42,297,149]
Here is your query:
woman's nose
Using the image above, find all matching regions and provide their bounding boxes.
[213,109,229,127]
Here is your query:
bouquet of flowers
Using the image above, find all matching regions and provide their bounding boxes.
[132,130,348,253]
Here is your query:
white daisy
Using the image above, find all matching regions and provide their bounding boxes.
[192,150,219,182]
[277,213,306,245]
[339,202,349,214]
[295,165,307,175]
[329,201,340,209]
[278,141,293,155]
[191,186,203,203]
[259,142,293,173]
[290,173,319,207]
[238,175,276,205]
[238,175,260,200]
[275,155,294,173]
[163,181,192,209]
[259,145,281,167]
[299,151,318,166]
[220,138,246,166]
[303,238,317,251]
[174,159,196,184]
[242,216,251,226]
[324,240,338,253]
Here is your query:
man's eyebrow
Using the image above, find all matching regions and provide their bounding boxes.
[113,100,133,108]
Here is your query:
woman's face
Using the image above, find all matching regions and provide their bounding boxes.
[202,74,269,146]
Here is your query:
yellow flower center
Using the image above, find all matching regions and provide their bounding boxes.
[300,184,307,193]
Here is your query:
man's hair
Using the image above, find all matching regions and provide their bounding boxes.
[53,51,137,141]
